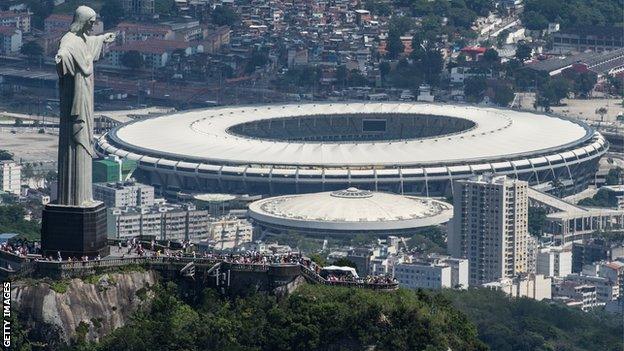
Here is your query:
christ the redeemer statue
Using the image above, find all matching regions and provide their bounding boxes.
[55,6,115,206]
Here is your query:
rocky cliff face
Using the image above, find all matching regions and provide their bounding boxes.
[12,270,158,344]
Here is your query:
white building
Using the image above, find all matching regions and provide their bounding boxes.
[537,246,572,278]
[0,27,21,55]
[564,274,620,303]
[108,203,209,242]
[93,181,155,208]
[483,274,552,301]
[554,282,600,311]
[207,216,253,250]
[394,255,469,290]
[0,161,21,195]
[449,175,530,285]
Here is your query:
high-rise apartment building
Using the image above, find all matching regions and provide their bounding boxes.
[449,175,530,285]
[0,161,21,195]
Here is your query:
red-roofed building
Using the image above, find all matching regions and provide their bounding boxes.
[0,10,31,33]
[117,22,175,43]
[44,14,103,34]
[460,46,487,61]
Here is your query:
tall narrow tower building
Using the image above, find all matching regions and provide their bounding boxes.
[449,175,530,285]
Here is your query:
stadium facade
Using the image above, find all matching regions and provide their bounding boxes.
[96,103,608,197]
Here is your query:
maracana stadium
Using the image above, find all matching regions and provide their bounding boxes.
[96,102,608,196]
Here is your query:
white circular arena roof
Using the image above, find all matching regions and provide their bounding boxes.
[107,102,592,167]
[248,187,453,231]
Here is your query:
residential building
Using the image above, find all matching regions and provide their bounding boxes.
[0,10,31,32]
[483,274,552,301]
[449,175,530,285]
[93,181,155,208]
[537,246,572,278]
[0,27,21,55]
[108,39,190,69]
[347,247,374,276]
[207,216,253,250]
[108,203,209,241]
[552,26,623,54]
[564,274,620,303]
[554,282,600,311]
[394,261,451,290]
[394,255,469,290]
[44,14,103,34]
[116,22,175,43]
[0,161,21,195]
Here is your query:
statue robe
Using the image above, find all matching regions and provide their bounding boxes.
[56,32,106,207]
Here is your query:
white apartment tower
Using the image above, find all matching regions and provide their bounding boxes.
[449,174,530,285]
[0,161,21,195]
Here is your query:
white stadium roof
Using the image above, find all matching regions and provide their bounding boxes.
[107,102,592,167]
[248,187,453,231]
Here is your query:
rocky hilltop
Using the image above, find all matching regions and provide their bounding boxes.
[12,270,157,344]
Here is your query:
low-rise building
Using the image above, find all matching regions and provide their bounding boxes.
[207,216,253,250]
[537,246,572,278]
[554,281,600,311]
[482,274,552,301]
[564,274,620,303]
[394,256,469,290]
[44,14,103,34]
[93,181,155,208]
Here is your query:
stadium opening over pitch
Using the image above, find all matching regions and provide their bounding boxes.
[97,102,608,196]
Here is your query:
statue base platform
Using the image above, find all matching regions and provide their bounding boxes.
[41,201,110,259]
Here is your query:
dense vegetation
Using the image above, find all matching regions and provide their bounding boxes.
[62,283,486,351]
[443,288,623,351]
[12,281,623,350]
[522,0,624,30]
[578,188,619,208]
[0,205,40,240]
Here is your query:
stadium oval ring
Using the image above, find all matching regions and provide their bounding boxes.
[96,102,608,196]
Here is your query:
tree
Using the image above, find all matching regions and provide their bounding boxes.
[121,50,144,69]
[308,253,327,267]
[496,29,509,47]
[155,0,175,15]
[573,72,597,97]
[0,150,13,161]
[605,167,622,185]
[379,61,391,81]
[246,47,269,73]
[528,207,547,236]
[331,258,357,268]
[26,0,53,30]
[492,83,514,107]
[522,11,549,30]
[385,30,404,59]
[389,16,414,36]
[211,6,239,26]
[482,48,500,69]
[464,76,487,102]
[20,41,43,59]
[100,0,124,29]
[540,77,570,106]
[515,43,532,62]
[336,65,348,87]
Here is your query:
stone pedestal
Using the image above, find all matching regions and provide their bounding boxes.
[41,201,110,258]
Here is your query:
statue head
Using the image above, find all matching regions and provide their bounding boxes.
[69,6,97,34]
